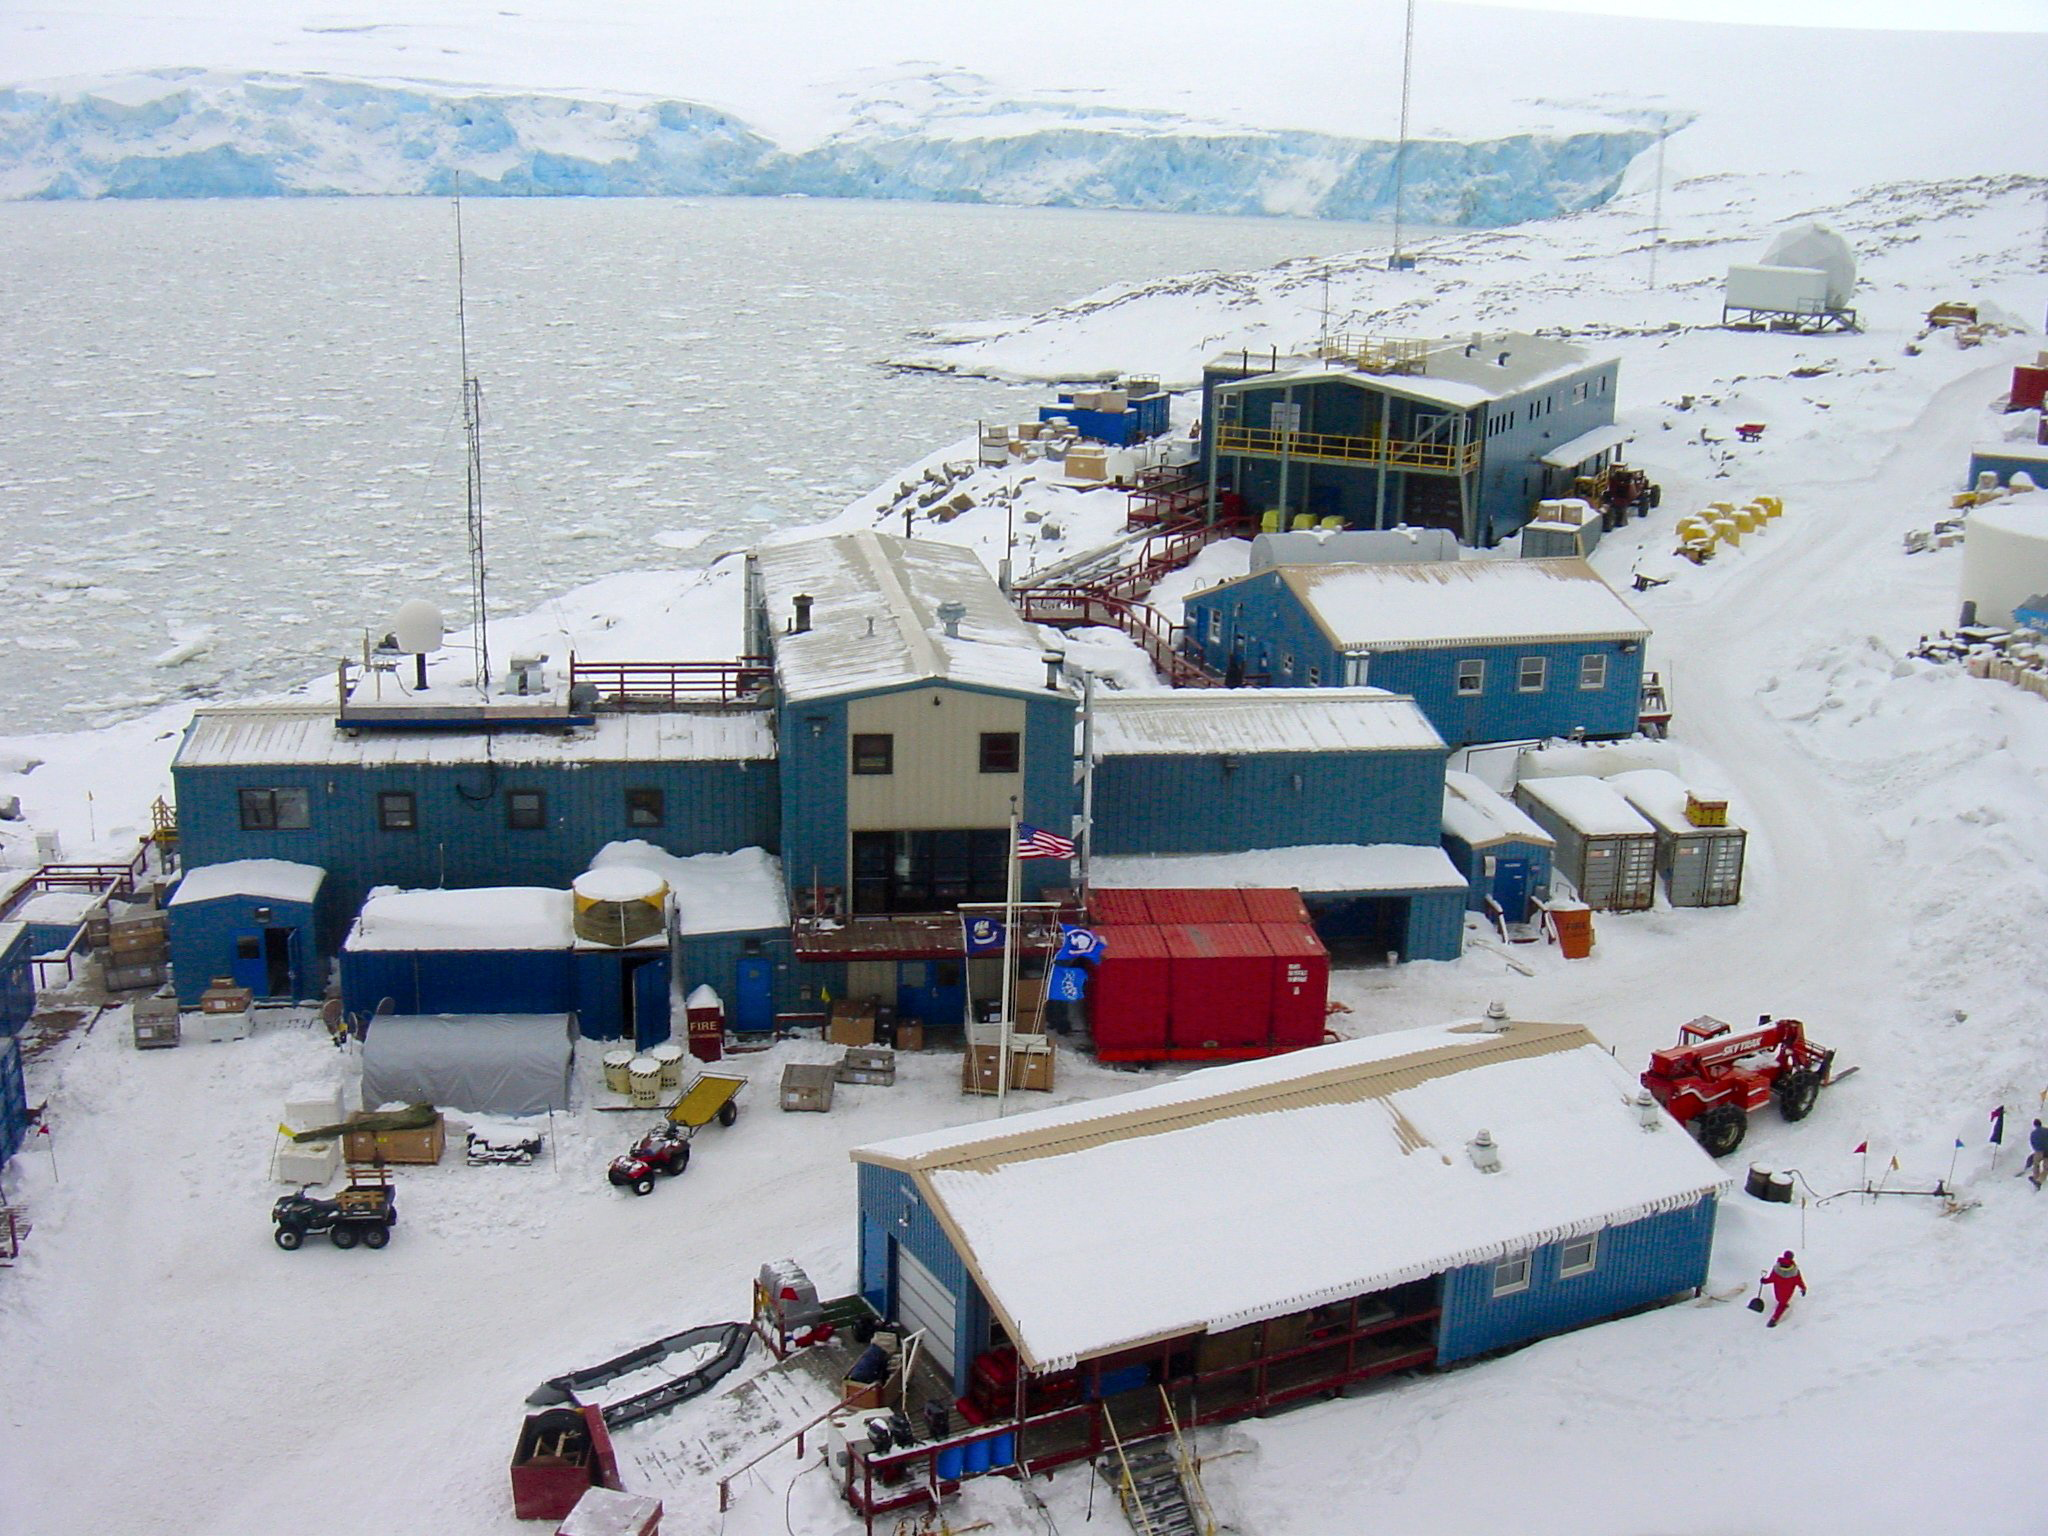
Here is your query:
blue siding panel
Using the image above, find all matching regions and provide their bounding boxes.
[678,929,804,1024]
[1442,834,1555,913]
[857,1160,982,1392]
[0,1036,25,1169]
[1437,1197,1718,1364]
[0,926,33,1037]
[338,947,574,1018]
[1402,891,1468,962]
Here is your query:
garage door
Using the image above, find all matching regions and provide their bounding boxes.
[893,1241,958,1375]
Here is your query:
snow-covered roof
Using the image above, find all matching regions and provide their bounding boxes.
[344,886,574,952]
[0,920,27,958]
[855,1018,1727,1372]
[1213,362,1494,411]
[587,842,789,935]
[9,889,103,925]
[1443,770,1554,850]
[1093,843,1467,894]
[1092,688,1444,759]
[174,705,774,768]
[169,859,326,908]
[1208,333,1607,411]
[753,531,1062,704]
[1249,527,1459,571]
[1607,769,1744,837]
[1514,775,1654,838]
[1263,558,1649,652]
[1539,423,1633,470]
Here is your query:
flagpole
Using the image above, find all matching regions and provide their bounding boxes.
[998,798,1021,1119]
[1078,668,1095,904]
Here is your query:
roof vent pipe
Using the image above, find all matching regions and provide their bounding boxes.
[1468,1129,1502,1174]
[1636,1090,1664,1131]
[1497,351,1511,367]
[1483,1000,1511,1031]
[793,593,813,634]
[1043,651,1065,691]
[937,599,967,638]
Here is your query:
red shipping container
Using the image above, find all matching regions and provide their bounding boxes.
[1237,888,1313,926]
[2012,364,2048,414]
[1145,888,1251,926]
[1164,924,1273,1053]
[1089,924,1171,1059]
[1088,889,1155,926]
[1261,922,1331,1050]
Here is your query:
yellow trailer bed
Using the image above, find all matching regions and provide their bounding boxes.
[667,1070,747,1131]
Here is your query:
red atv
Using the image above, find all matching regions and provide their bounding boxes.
[608,1123,692,1196]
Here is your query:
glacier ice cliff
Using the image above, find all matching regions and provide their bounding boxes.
[0,70,1664,225]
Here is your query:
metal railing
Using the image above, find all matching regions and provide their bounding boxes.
[1312,333,1430,375]
[1214,422,1480,475]
[567,655,773,707]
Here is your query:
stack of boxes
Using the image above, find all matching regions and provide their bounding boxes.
[195,975,255,1042]
[277,1080,344,1185]
[99,903,168,994]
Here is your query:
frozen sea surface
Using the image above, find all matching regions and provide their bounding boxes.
[0,195,1385,735]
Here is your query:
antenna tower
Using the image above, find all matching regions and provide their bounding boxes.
[455,190,490,693]
[1648,125,1668,290]
[1390,0,1417,270]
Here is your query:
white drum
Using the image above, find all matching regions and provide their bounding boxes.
[627,1056,662,1108]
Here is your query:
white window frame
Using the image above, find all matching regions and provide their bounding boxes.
[1454,659,1485,697]
[1206,608,1222,644]
[1518,656,1547,693]
[1572,380,1589,403]
[1579,653,1608,691]
[1306,665,1321,687]
[1345,654,1370,686]
[1492,1251,1532,1297]
[1559,1232,1600,1278]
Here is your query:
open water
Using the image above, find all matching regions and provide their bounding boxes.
[0,196,1389,737]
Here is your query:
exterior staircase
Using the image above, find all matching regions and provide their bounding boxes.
[1103,1391,1221,1536]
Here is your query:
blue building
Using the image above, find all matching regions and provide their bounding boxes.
[0,1035,25,1173]
[1040,381,1170,447]
[0,922,32,1037]
[852,1017,1726,1405]
[163,860,328,1006]
[1201,332,1625,547]
[1181,556,1650,748]
[1441,769,1556,924]
[339,885,578,1020]
[1966,444,2048,492]
[747,532,1078,1030]
[1086,689,1468,961]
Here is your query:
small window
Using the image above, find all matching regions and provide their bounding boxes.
[239,788,310,831]
[1455,659,1485,697]
[1306,665,1321,687]
[507,789,547,831]
[852,734,894,775]
[1345,654,1370,686]
[1572,380,1589,403]
[376,791,416,832]
[625,788,665,828]
[1280,653,1295,681]
[1559,1232,1600,1278]
[1206,608,1222,644]
[1493,1252,1532,1297]
[1580,654,1609,691]
[1518,656,1547,692]
[235,936,261,961]
[979,732,1020,774]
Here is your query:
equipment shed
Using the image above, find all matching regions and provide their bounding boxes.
[1441,770,1555,923]
[1608,770,1747,908]
[165,859,327,1006]
[340,886,576,1020]
[360,1013,575,1116]
[1512,776,1657,913]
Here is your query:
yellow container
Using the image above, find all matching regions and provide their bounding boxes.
[1708,501,1735,515]
[1733,506,1761,533]
[1712,518,1741,547]
[628,1056,663,1108]
[1756,494,1784,518]
[1675,517,1707,541]
[602,1049,634,1094]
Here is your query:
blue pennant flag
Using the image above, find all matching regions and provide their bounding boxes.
[962,915,1007,955]
[1057,924,1106,963]
[1049,963,1091,1002]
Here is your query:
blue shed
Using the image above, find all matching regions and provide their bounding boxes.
[339,885,576,1020]
[1441,769,1556,924]
[165,860,328,1006]
[1040,382,1170,447]
[1181,557,1650,748]
[852,1017,1725,1408]
[0,1035,26,1171]
[0,922,33,1038]
[1966,444,2048,491]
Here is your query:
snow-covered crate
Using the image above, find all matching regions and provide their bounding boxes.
[284,1081,344,1131]
[557,1486,661,1536]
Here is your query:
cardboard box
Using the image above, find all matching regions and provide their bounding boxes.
[1009,1041,1055,1092]
[827,1000,876,1047]
[200,978,254,1015]
[962,1044,1005,1096]
[342,1112,446,1166]
[894,1020,924,1052]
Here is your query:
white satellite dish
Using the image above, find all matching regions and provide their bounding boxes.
[391,600,445,655]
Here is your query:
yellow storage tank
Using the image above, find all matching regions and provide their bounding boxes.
[573,867,669,947]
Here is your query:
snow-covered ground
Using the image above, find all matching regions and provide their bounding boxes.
[6,7,2048,1535]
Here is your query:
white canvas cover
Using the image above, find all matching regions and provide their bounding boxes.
[360,1013,574,1116]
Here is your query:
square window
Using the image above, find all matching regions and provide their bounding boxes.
[852,734,894,775]
[1573,381,1589,403]
[1559,1232,1600,1278]
[239,787,310,831]
[1580,654,1609,691]
[507,789,547,831]
[376,791,416,832]
[1493,1251,1532,1297]
[1518,657,1548,692]
[1280,653,1294,680]
[234,935,261,961]
[625,787,665,828]
[1455,659,1485,697]
[979,732,1020,774]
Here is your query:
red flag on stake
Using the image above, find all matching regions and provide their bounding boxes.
[1852,1140,1868,1154]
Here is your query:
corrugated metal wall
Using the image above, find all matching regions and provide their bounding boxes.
[0,927,33,1036]
[339,947,574,1018]
[1356,645,1645,749]
[1441,834,1555,914]
[1401,891,1469,962]
[164,893,322,1006]
[1476,360,1619,544]
[1436,1196,1718,1364]
[857,1161,985,1391]
[0,1036,25,1168]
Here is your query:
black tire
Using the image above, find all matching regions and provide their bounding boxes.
[274,1227,304,1251]
[1776,1070,1821,1123]
[633,1177,655,1197]
[362,1224,390,1250]
[1694,1105,1748,1158]
[663,1144,690,1176]
[718,1100,738,1128]
[329,1224,359,1250]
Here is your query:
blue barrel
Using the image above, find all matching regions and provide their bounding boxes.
[934,1443,966,1481]
[964,1436,993,1475]
[989,1430,1016,1468]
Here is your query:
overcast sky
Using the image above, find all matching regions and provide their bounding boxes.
[1458,0,2047,26]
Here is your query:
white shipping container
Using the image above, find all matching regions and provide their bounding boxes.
[1725,263,1831,315]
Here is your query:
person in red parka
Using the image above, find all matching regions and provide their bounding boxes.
[1763,1251,1806,1327]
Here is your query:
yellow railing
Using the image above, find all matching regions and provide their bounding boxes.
[1215,423,1480,475]
[1312,333,1429,375]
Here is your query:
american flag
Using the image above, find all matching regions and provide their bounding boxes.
[1016,823,1075,860]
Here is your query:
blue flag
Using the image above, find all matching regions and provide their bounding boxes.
[1057,925,1106,963]
[962,915,1007,955]
[1991,1104,2006,1145]
[1049,963,1091,1002]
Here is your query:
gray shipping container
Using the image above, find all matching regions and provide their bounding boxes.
[1512,776,1658,912]
[1609,770,1747,907]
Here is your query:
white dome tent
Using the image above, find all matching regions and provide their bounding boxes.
[1723,221,1859,332]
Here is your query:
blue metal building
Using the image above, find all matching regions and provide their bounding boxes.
[0,1035,25,1172]
[0,923,32,1038]
[1441,769,1556,924]
[852,1017,1726,1402]
[1200,333,1624,547]
[1180,557,1650,748]
[1086,689,1468,962]
[339,886,577,1020]
[164,860,328,1006]
[1040,382,1170,447]
[1966,444,2048,491]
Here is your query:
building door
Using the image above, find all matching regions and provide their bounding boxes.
[734,956,773,1033]
[629,954,671,1050]
[896,959,965,1030]
[230,933,266,996]
[892,1240,959,1385]
[262,928,296,998]
[1491,858,1531,923]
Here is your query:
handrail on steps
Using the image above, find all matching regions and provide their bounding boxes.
[1159,1386,1218,1536]
[1100,1404,1157,1536]
[717,1396,851,1513]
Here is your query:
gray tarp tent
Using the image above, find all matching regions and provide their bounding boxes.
[360,1014,574,1116]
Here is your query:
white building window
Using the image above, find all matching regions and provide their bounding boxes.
[1306,665,1321,686]
[1518,656,1547,692]
[1345,654,1370,686]
[1580,654,1608,691]
[1455,659,1485,696]
[1493,1251,1532,1296]
[1572,381,1589,403]
[1206,608,1222,644]
[1559,1232,1600,1278]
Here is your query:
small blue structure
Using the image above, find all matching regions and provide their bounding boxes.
[1441,770,1555,924]
[1040,382,1169,447]
[1966,444,2048,492]
[340,886,576,1020]
[165,860,327,1006]
[0,923,33,1038]
[852,1017,1725,1403]
[1181,556,1650,748]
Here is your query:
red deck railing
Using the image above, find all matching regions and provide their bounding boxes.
[567,656,773,707]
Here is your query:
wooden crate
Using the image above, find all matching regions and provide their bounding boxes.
[835,1046,896,1087]
[341,1113,445,1165]
[1009,1040,1055,1092]
[826,1000,876,1047]
[199,978,254,1015]
[132,995,180,1051]
[962,1044,1004,1096]
[779,1063,836,1112]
